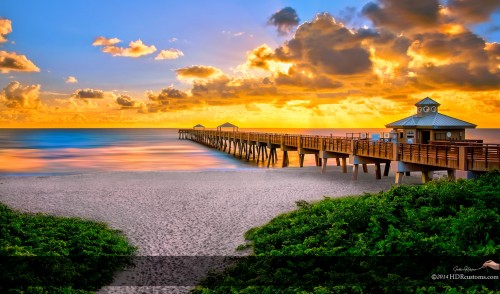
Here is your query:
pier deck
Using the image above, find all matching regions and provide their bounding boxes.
[179,129,499,184]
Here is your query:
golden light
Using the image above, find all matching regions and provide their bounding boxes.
[442,24,466,35]
[369,47,399,81]
[408,41,450,68]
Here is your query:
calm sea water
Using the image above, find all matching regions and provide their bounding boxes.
[0,128,498,175]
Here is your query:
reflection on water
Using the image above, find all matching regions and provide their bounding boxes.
[0,129,245,175]
[0,128,498,175]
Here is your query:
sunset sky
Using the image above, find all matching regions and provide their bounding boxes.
[1,0,500,128]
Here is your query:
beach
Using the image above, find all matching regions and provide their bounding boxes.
[0,165,421,292]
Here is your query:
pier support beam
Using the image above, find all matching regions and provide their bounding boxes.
[421,171,433,183]
[391,161,446,184]
[447,169,455,180]
[384,162,391,176]
[319,151,349,174]
[349,155,390,180]
[267,148,277,167]
[395,172,404,185]
[298,148,319,168]
[282,151,289,168]
[352,164,359,180]
[375,163,381,180]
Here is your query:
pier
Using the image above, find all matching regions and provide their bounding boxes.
[178,129,499,184]
[178,98,499,184]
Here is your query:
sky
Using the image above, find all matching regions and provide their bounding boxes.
[0,0,500,128]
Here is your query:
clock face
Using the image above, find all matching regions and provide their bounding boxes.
[417,107,422,113]
[423,106,430,112]
[431,106,436,112]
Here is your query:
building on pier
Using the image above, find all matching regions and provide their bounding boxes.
[385,97,476,144]
[193,124,205,130]
[217,122,238,132]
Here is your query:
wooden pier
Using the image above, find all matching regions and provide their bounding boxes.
[178,129,499,184]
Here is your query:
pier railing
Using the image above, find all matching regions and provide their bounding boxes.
[324,137,351,153]
[465,144,500,171]
[301,135,322,150]
[356,141,394,160]
[270,134,282,145]
[283,134,298,147]
[399,144,460,169]
[179,129,499,172]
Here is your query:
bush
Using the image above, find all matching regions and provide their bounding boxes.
[194,171,500,293]
[0,203,136,293]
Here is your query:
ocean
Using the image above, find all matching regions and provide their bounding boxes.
[0,128,498,175]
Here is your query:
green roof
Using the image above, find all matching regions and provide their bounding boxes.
[415,97,440,107]
[218,122,238,128]
[385,113,476,129]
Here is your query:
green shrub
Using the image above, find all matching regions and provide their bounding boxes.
[194,171,500,293]
[0,203,136,293]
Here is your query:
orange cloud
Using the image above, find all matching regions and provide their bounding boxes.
[141,87,193,113]
[71,88,115,99]
[0,18,12,43]
[0,51,40,73]
[65,76,78,84]
[94,38,157,58]
[1,81,42,109]
[92,36,121,46]
[159,7,500,119]
[155,49,184,60]
[176,65,225,80]
[116,94,144,109]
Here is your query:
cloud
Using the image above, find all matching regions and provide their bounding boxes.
[166,7,500,114]
[0,51,40,73]
[222,31,246,38]
[6,3,500,127]
[94,38,157,58]
[0,18,12,43]
[92,36,121,46]
[447,0,500,23]
[270,13,375,76]
[176,65,225,80]
[140,87,193,113]
[148,87,187,101]
[71,88,115,99]
[268,7,300,36]
[1,81,42,109]
[155,49,184,60]
[116,94,143,108]
[362,0,441,32]
[65,76,78,84]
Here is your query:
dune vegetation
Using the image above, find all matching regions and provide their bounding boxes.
[194,171,500,293]
[0,203,136,293]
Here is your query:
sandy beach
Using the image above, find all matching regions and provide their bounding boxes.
[0,165,421,292]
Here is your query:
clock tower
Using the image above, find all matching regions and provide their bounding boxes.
[416,97,440,117]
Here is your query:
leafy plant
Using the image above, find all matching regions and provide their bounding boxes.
[0,203,136,293]
[194,171,500,293]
